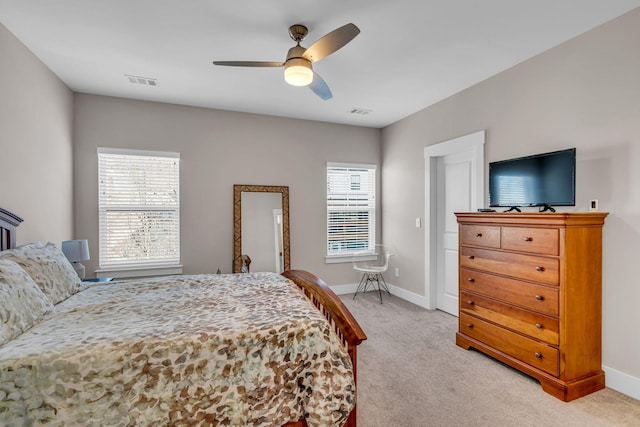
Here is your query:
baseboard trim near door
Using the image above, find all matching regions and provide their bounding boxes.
[330,282,432,310]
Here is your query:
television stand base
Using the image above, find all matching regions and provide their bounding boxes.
[503,206,522,213]
[538,204,556,212]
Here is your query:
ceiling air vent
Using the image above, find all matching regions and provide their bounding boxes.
[125,75,158,86]
[348,107,371,115]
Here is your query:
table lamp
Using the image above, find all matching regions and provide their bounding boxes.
[61,239,90,279]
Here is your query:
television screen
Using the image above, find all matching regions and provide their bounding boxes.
[489,148,576,208]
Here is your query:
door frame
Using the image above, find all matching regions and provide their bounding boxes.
[423,130,485,310]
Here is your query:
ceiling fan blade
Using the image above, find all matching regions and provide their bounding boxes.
[309,71,332,100]
[303,23,360,63]
[212,61,284,67]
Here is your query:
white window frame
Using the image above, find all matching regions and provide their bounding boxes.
[326,162,377,264]
[96,147,182,278]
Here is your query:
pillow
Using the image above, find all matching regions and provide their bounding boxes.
[0,242,83,304]
[0,258,54,346]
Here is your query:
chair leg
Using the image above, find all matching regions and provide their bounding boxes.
[378,273,391,295]
[375,273,383,304]
[354,272,391,303]
[372,273,391,304]
[353,273,369,300]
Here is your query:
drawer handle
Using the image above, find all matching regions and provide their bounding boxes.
[467,255,475,260]
[523,236,533,242]
[467,278,475,283]
[534,352,543,359]
[467,323,474,329]
[535,323,543,329]
[535,266,545,272]
[535,295,544,301]
[475,233,483,237]
[467,300,475,306]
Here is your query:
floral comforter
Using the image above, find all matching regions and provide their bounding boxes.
[0,273,354,426]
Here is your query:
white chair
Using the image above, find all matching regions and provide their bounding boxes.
[352,244,393,303]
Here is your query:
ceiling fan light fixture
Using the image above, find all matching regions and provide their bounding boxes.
[213,23,359,99]
[284,58,313,86]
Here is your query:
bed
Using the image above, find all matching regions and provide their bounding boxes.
[0,208,366,426]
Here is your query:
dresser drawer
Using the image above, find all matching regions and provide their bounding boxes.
[502,226,559,255]
[460,313,559,376]
[460,247,559,285]
[460,290,559,345]
[460,224,501,248]
[460,268,559,316]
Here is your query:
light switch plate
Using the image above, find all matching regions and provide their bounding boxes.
[415,218,421,228]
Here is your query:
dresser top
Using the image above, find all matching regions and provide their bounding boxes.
[454,212,608,227]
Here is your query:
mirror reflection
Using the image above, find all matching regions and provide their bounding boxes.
[241,192,283,272]
[233,185,290,273]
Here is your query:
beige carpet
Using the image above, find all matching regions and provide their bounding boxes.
[341,291,640,427]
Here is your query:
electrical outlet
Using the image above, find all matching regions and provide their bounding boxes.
[589,199,599,211]
[394,268,400,278]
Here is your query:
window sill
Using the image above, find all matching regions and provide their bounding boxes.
[95,265,183,279]
[325,254,377,264]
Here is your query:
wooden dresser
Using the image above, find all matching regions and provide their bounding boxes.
[454,212,608,401]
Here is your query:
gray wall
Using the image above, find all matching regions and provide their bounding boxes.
[73,94,381,285]
[382,9,640,387]
[0,23,74,245]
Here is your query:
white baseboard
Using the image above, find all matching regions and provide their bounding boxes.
[603,365,640,400]
[331,283,640,402]
[330,283,360,295]
[330,282,431,309]
[385,283,431,309]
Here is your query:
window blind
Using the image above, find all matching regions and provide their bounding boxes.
[327,163,376,257]
[98,148,180,269]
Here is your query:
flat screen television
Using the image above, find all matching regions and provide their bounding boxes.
[488,148,576,212]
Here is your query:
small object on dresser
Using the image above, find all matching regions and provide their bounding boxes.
[83,277,113,283]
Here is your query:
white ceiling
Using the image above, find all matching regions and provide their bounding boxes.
[1,1,639,128]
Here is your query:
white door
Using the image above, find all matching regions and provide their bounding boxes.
[423,130,484,313]
[435,152,474,315]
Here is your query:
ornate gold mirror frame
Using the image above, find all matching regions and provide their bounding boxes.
[233,185,290,273]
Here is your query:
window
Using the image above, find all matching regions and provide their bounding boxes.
[326,163,376,261]
[97,148,181,277]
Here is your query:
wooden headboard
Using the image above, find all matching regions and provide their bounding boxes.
[0,207,23,250]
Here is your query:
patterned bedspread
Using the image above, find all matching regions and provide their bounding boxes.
[0,273,354,426]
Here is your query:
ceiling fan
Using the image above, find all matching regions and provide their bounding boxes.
[213,23,360,100]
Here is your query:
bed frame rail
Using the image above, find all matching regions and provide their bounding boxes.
[282,269,367,427]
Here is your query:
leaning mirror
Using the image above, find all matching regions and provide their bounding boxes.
[233,185,290,273]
